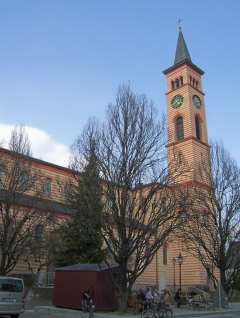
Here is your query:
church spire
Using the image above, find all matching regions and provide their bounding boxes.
[174,26,192,65]
[163,25,204,76]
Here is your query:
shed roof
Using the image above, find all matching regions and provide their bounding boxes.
[56,263,119,271]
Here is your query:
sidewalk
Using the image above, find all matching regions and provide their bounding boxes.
[33,302,240,318]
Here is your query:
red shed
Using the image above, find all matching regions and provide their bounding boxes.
[53,263,120,311]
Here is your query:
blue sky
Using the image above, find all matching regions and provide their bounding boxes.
[0,0,240,167]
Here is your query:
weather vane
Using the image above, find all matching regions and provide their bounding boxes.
[177,18,183,29]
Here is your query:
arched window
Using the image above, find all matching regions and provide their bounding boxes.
[195,116,201,140]
[180,76,183,85]
[171,81,175,90]
[175,79,179,88]
[44,178,52,195]
[21,172,29,189]
[176,116,184,141]
[178,210,187,225]
[66,184,73,200]
[106,197,111,210]
[0,166,2,181]
[196,81,199,89]
[163,245,168,265]
[162,197,166,212]
[35,224,43,241]
[7,219,14,244]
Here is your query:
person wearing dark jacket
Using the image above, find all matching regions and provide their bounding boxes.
[174,288,182,308]
[81,287,92,312]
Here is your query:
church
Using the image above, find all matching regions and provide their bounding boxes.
[135,25,212,291]
[0,26,213,291]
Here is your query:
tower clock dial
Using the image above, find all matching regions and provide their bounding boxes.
[192,95,202,109]
[171,94,184,109]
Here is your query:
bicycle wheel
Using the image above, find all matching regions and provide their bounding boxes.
[141,310,155,318]
[164,308,173,317]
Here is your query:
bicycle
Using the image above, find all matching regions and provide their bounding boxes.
[141,300,173,318]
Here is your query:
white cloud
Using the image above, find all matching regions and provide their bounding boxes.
[0,124,70,168]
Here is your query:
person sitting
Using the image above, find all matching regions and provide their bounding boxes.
[145,287,153,300]
[153,288,159,297]
[137,289,146,302]
[189,290,197,298]
[136,289,146,312]
[174,288,182,308]
[162,289,170,307]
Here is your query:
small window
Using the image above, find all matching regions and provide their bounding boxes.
[176,117,184,141]
[180,76,183,85]
[196,81,199,89]
[44,178,52,195]
[195,117,201,140]
[171,81,175,90]
[21,172,29,189]
[163,245,168,265]
[175,79,179,88]
[66,184,73,200]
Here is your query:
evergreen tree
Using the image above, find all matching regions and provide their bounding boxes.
[58,142,106,266]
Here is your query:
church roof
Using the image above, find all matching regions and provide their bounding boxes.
[163,27,204,75]
[174,27,192,64]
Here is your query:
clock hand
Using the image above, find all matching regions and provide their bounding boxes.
[172,99,180,105]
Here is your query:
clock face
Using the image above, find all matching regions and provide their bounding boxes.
[171,94,184,109]
[192,95,202,109]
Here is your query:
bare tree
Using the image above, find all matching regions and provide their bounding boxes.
[0,126,54,275]
[70,84,190,312]
[181,141,240,295]
[9,125,32,156]
[23,228,61,273]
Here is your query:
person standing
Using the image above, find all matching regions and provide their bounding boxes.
[81,287,92,313]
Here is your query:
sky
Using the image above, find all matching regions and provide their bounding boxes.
[0,0,240,168]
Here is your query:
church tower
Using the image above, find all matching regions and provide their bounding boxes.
[163,26,210,185]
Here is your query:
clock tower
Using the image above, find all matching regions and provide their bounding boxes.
[163,26,210,185]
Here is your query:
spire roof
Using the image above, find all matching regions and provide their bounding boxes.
[174,26,192,64]
[163,26,204,75]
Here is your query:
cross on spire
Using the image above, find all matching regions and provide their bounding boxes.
[176,18,183,29]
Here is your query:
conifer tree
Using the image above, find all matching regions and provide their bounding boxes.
[58,141,106,266]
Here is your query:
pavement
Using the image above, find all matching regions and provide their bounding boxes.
[22,299,240,318]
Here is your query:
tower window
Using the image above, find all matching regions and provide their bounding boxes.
[175,79,179,88]
[176,116,184,141]
[171,81,175,90]
[180,76,183,85]
[195,116,201,140]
